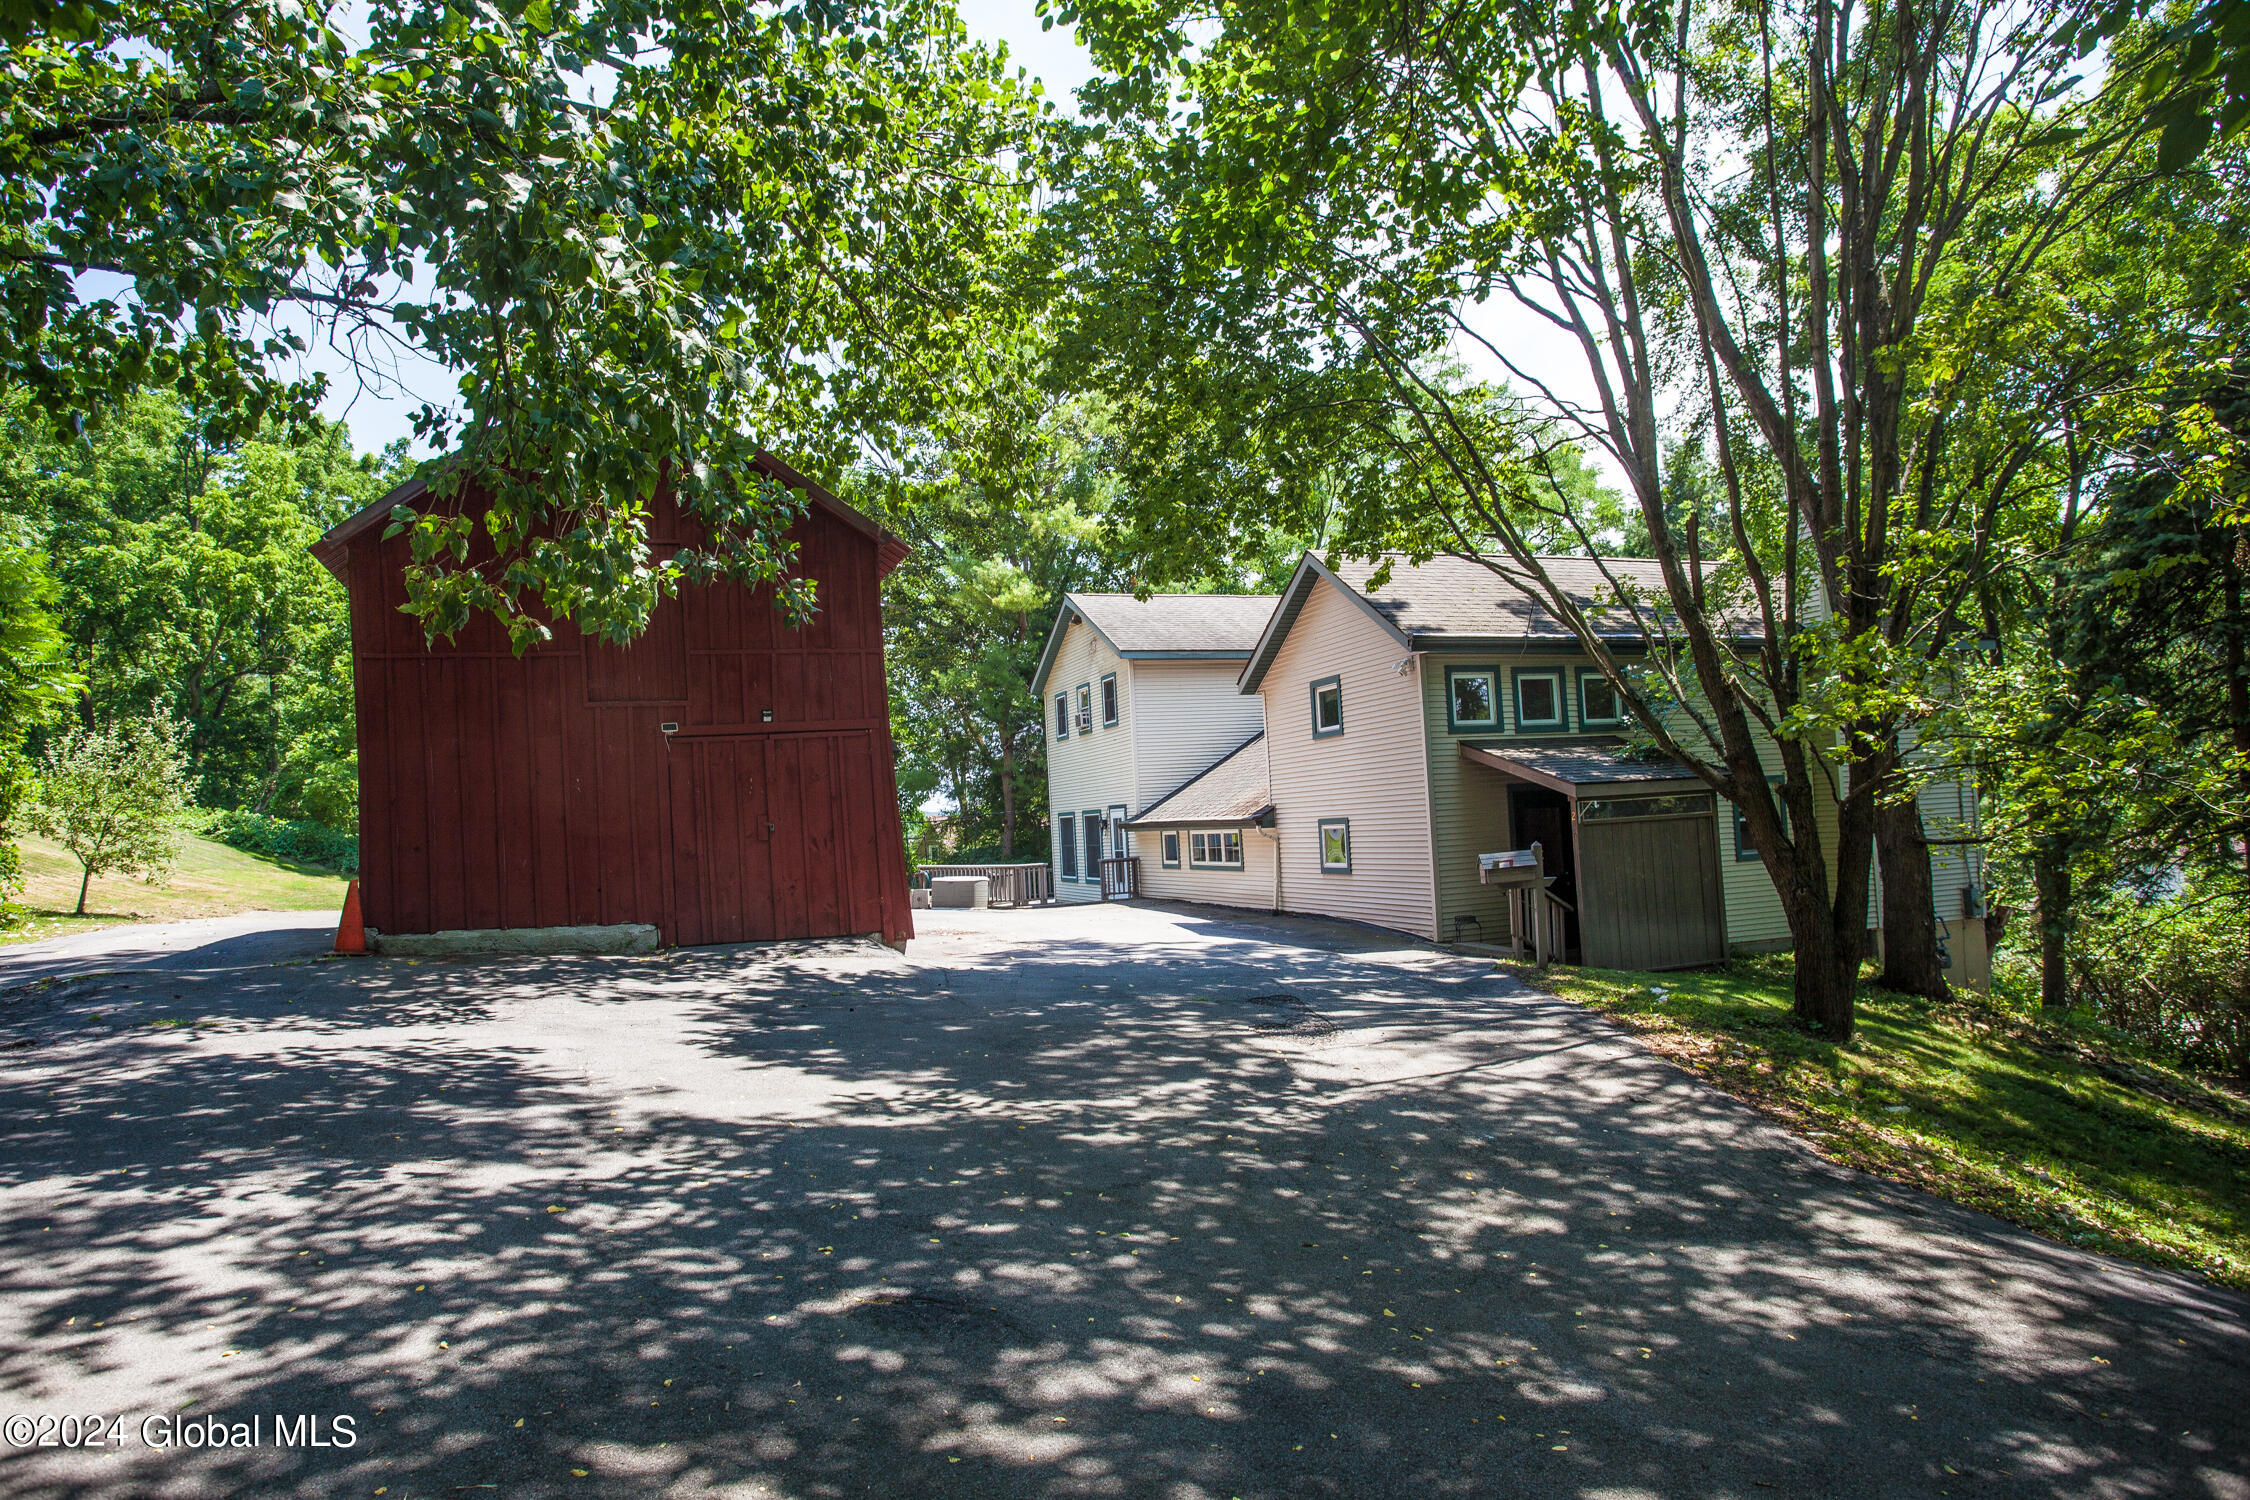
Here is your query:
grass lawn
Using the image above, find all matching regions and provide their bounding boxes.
[4,832,346,948]
[1516,955,2250,1292]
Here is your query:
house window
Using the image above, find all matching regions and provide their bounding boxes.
[1514,670,1565,730]
[1109,804,1129,857]
[1317,818,1352,873]
[1083,811,1105,880]
[1059,814,1078,879]
[1074,683,1093,735]
[1161,831,1182,868]
[1446,667,1500,731]
[1310,676,1344,738]
[1190,830,1243,869]
[1100,673,1119,727]
[1054,691,1070,741]
[1733,784,1790,860]
[1579,670,1623,726]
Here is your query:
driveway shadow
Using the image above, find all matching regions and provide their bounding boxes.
[0,906,2243,1499]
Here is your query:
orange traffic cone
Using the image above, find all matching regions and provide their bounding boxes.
[334,878,368,955]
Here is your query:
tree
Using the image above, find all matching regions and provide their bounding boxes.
[26,710,193,914]
[1051,0,2159,1036]
[2,0,1043,646]
[875,393,1139,860]
[0,526,77,907]
[0,386,401,823]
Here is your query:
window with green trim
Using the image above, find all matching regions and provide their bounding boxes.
[1514,669,1565,730]
[1578,670,1624,726]
[1446,667,1500,730]
[1310,676,1344,738]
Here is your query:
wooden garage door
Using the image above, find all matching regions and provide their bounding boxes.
[668,731,888,946]
[1576,801,1727,971]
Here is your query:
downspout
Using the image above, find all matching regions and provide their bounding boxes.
[1260,823,1282,914]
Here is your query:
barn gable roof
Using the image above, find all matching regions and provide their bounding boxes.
[1030,592,1281,699]
[310,451,908,582]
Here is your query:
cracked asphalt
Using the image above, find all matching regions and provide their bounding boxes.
[0,900,2243,1498]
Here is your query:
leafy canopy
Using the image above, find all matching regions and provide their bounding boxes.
[2,0,1046,647]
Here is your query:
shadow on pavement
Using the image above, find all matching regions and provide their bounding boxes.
[0,905,2243,1499]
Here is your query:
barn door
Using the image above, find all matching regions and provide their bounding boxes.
[669,731,887,946]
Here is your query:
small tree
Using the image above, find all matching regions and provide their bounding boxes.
[26,713,193,915]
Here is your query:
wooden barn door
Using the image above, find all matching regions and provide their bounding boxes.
[669,731,888,946]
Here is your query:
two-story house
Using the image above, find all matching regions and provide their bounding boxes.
[1031,593,1279,904]
[1115,553,1988,984]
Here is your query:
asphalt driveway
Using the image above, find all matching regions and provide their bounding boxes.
[0,901,2243,1499]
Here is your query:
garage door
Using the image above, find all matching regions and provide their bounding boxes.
[667,731,889,946]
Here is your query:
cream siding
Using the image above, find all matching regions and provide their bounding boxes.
[1130,661,1268,811]
[1133,823,1280,910]
[1258,577,1438,939]
[1040,619,1139,904]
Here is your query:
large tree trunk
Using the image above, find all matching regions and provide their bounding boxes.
[1874,799,1950,1001]
[2033,838,2073,1012]
[75,864,92,916]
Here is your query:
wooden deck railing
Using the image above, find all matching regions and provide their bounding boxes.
[1096,855,1140,901]
[912,863,1054,907]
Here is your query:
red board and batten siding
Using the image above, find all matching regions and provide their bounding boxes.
[323,462,915,949]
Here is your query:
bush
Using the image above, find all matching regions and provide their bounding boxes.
[2068,885,2250,1077]
[209,809,359,875]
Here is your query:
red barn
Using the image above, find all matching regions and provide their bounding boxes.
[311,455,915,950]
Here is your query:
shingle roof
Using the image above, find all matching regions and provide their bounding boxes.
[1326,554,1683,642]
[1458,737,1701,791]
[1068,593,1282,656]
[1126,733,1272,827]
[1240,551,1761,692]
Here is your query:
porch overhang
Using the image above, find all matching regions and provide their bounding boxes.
[1457,738,1703,799]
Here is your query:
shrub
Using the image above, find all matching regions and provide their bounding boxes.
[2069,884,2250,1077]
[209,809,360,875]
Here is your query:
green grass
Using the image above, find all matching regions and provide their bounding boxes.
[1515,954,2250,1291]
[3,832,347,948]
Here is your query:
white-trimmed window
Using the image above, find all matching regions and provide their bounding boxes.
[1190,830,1243,869]
[1446,667,1500,731]
[1054,691,1070,741]
[1074,683,1094,735]
[1310,676,1344,738]
[1317,818,1352,873]
[1100,672,1120,727]
[1514,669,1565,730]
[1579,671,1624,726]
[1161,831,1182,868]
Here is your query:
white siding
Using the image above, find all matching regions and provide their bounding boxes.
[1258,578,1438,939]
[1133,823,1280,910]
[1042,618,1139,904]
[1130,660,1268,811]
